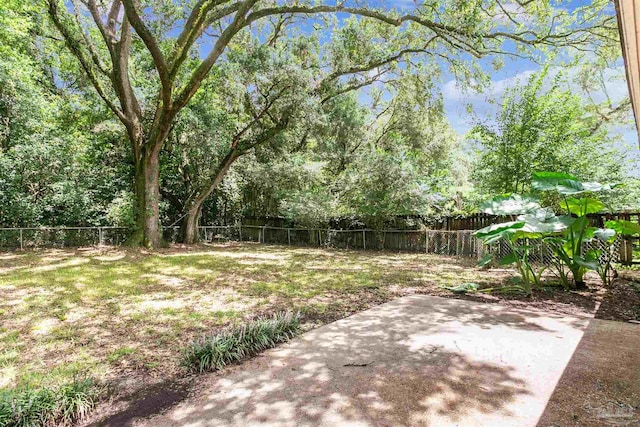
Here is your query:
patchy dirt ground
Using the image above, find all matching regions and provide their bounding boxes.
[1,242,639,426]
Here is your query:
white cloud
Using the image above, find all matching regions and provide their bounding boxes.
[443,69,536,103]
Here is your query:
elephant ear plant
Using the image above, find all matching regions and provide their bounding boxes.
[532,172,618,289]
[475,172,625,294]
[579,220,640,287]
[474,194,569,295]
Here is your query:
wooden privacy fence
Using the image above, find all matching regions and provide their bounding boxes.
[0,225,636,264]
[442,212,640,231]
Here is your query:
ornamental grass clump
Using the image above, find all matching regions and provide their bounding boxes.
[183,312,301,374]
[0,378,100,427]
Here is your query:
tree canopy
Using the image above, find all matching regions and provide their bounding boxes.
[0,0,637,241]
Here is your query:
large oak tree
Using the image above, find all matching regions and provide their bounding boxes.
[46,0,617,247]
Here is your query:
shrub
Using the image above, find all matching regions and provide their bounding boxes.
[0,378,100,427]
[183,312,301,373]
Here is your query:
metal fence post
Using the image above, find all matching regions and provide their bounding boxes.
[19,229,23,250]
[362,229,366,250]
[425,230,429,254]
[99,227,104,246]
[288,228,291,245]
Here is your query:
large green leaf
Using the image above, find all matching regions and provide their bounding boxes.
[441,283,479,294]
[566,216,593,239]
[479,194,541,216]
[499,252,518,265]
[593,228,616,243]
[474,221,525,241]
[515,211,571,235]
[565,197,605,216]
[531,172,579,193]
[581,182,621,193]
[532,172,616,196]
[574,255,600,271]
[605,220,640,236]
[532,172,578,184]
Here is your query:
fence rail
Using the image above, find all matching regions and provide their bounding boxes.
[0,225,636,264]
[0,225,482,257]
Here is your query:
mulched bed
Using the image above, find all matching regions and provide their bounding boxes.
[597,270,640,321]
[292,269,640,325]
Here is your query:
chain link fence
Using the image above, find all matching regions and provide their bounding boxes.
[0,227,130,250]
[0,225,630,264]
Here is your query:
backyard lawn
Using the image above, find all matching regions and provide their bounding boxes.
[0,243,488,390]
[1,242,639,414]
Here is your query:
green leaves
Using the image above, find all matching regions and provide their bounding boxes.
[532,171,618,196]
[182,312,301,374]
[516,213,571,236]
[574,254,600,271]
[565,197,605,216]
[476,171,625,290]
[498,252,518,265]
[531,172,579,192]
[440,283,479,294]
[605,220,640,236]
[593,228,616,243]
[474,221,525,244]
[475,198,571,243]
[479,194,541,215]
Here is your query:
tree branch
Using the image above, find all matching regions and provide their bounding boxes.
[170,1,241,79]
[47,0,126,123]
[232,85,290,149]
[174,0,258,111]
[121,0,172,107]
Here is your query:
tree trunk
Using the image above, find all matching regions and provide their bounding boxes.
[181,149,241,245]
[182,202,203,245]
[132,147,162,248]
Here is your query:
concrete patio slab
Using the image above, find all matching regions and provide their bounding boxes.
[135,295,601,427]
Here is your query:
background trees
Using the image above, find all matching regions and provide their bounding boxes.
[43,0,620,247]
[0,0,131,227]
[0,1,637,239]
[470,67,633,202]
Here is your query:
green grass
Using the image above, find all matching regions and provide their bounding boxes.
[183,312,301,373]
[0,378,100,427]
[107,347,136,363]
[0,244,493,393]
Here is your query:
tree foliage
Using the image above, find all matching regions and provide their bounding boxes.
[0,0,635,242]
[470,67,629,197]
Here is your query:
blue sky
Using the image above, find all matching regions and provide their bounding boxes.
[334,1,640,160]
[387,0,640,173]
[441,50,640,179]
